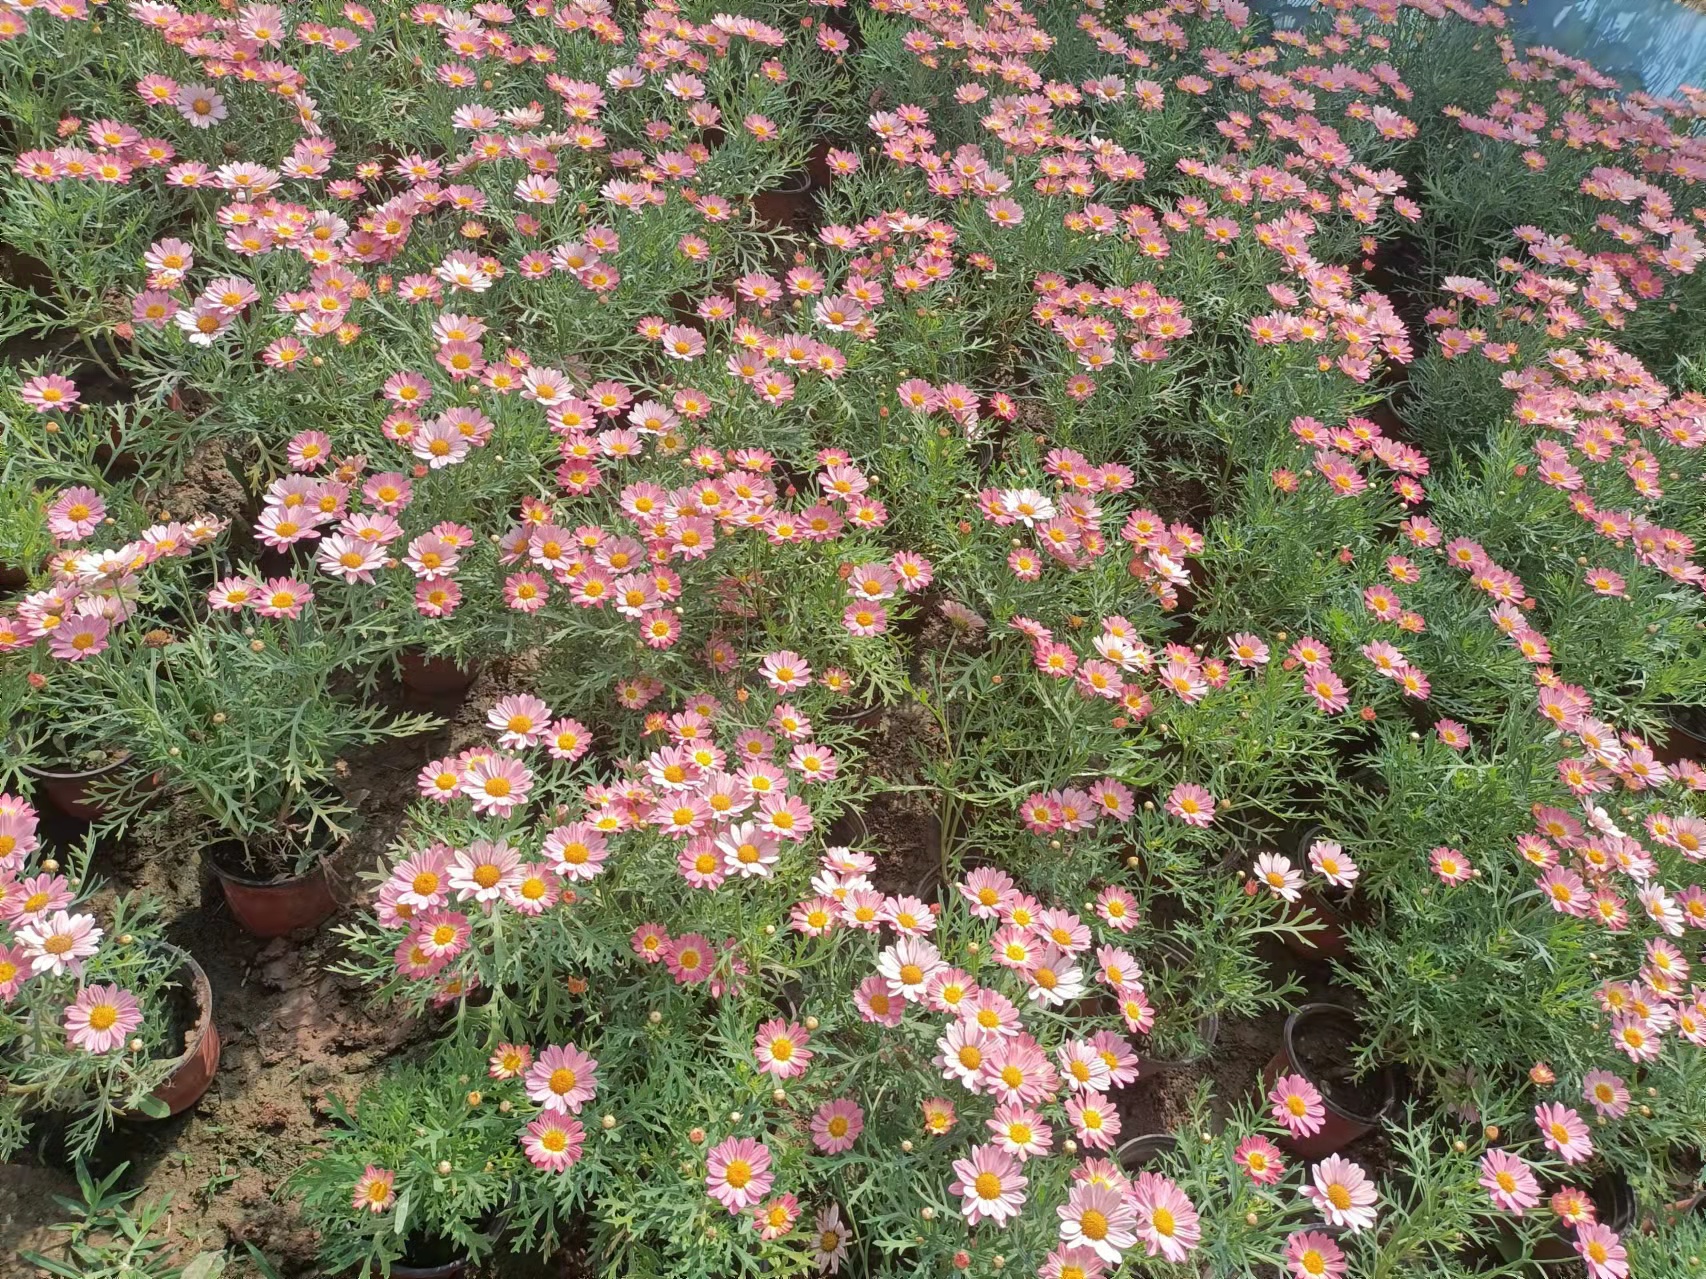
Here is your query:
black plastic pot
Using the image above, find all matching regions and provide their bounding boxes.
[1490,1169,1636,1270]
[1114,1133,1178,1172]
[1658,703,1706,765]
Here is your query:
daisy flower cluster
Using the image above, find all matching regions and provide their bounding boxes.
[0,491,224,662]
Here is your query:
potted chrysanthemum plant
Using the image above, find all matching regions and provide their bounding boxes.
[0,799,219,1157]
[83,610,437,936]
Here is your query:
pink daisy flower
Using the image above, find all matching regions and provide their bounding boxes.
[488,1043,532,1080]
[1057,1181,1136,1265]
[706,1136,773,1214]
[811,1098,863,1154]
[1576,1223,1628,1279]
[1284,1230,1346,1279]
[18,910,102,976]
[64,984,142,1053]
[665,933,714,984]
[1130,1170,1201,1262]
[487,694,552,748]
[521,1113,586,1173]
[753,1018,813,1080]
[461,755,532,816]
[351,1166,395,1213]
[1164,783,1216,826]
[1302,1155,1379,1233]
[526,1042,600,1114]
[949,1142,1028,1226]
[1535,1102,1594,1164]
[1066,1091,1121,1151]
[1429,846,1474,884]
[1269,1073,1327,1138]
[448,839,523,904]
[1235,1135,1286,1184]
[1479,1149,1541,1215]
[19,373,79,413]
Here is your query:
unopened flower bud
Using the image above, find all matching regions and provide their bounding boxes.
[1484,1125,1500,1141]
[466,1091,482,1107]
[648,1010,662,1024]
[602,1114,616,1129]
[436,1160,452,1175]
[901,1139,913,1153]
[1529,1062,1555,1086]
[129,1037,145,1052]
[1452,1139,1467,1153]
[1245,1212,1259,1226]
[804,1016,819,1031]
[771,1088,787,1105]
[688,1127,705,1144]
[920,1206,935,1221]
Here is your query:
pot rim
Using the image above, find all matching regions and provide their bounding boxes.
[1283,1002,1396,1125]
[1136,1008,1222,1070]
[20,755,129,783]
[1114,1132,1178,1171]
[205,846,331,890]
[144,942,214,1079]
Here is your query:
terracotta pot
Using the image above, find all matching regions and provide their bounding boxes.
[147,947,220,1116]
[1114,1133,1177,1172]
[208,851,338,937]
[1263,1003,1395,1158]
[398,650,479,697]
[22,757,130,822]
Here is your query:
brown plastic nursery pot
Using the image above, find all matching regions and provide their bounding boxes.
[208,853,338,937]
[22,757,130,822]
[1262,1003,1395,1158]
[144,946,220,1117]
[398,650,479,697]
[1280,888,1352,963]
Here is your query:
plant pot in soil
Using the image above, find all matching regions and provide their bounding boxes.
[751,172,814,227]
[144,945,220,1117]
[1658,702,1706,765]
[206,841,338,937]
[1132,1009,1221,1078]
[388,1233,470,1278]
[398,649,479,697]
[21,756,131,822]
[1114,1133,1178,1173]
[1490,1169,1636,1270]
[1262,1003,1395,1158]
[1281,887,1352,964]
